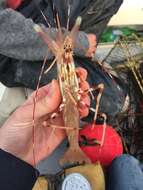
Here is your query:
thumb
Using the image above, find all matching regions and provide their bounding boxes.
[35,80,61,118]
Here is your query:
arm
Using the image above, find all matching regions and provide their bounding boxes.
[0,7,89,61]
[0,149,38,190]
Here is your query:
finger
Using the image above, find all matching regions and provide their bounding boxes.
[76,67,87,81]
[35,80,61,118]
[90,41,96,47]
[79,96,90,118]
[24,83,52,106]
[31,84,51,100]
[89,46,96,53]
[18,80,61,120]
[88,34,96,41]
[91,46,96,51]
[88,49,96,58]
[91,52,95,58]
[86,49,96,58]
[79,81,90,92]
[87,34,96,46]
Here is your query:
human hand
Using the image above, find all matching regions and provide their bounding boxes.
[0,80,64,166]
[86,34,96,58]
[0,68,90,166]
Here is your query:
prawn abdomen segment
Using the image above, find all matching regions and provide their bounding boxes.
[60,94,91,165]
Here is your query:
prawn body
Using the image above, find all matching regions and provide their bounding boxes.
[34,17,91,165]
[58,36,91,165]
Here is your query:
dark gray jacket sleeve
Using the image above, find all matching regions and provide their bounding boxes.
[0,149,39,190]
[0,7,89,61]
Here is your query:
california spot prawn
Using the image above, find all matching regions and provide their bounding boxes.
[33,11,105,166]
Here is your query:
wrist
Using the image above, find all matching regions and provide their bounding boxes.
[0,127,31,166]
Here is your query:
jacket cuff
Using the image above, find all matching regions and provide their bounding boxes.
[0,149,39,190]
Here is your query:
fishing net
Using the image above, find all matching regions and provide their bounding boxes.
[96,34,143,161]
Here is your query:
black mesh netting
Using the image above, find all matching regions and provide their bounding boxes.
[98,34,143,162]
